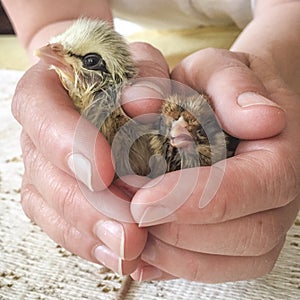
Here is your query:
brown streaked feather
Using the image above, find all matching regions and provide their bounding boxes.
[150,93,238,171]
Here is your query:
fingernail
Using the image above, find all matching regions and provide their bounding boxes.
[94,245,123,275]
[138,266,163,282]
[94,220,125,259]
[138,206,176,227]
[237,92,282,108]
[67,153,94,191]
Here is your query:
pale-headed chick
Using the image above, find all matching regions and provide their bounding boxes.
[36,18,156,177]
[36,18,238,178]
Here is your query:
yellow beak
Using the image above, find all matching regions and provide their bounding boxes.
[35,43,66,67]
[35,43,75,83]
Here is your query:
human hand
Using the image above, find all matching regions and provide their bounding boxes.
[128,49,300,282]
[12,41,169,275]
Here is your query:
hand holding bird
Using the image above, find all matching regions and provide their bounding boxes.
[36,18,238,179]
[9,4,293,283]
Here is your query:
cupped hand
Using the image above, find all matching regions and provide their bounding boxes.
[128,49,300,283]
[12,41,170,275]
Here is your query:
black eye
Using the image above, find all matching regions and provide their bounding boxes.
[82,53,108,72]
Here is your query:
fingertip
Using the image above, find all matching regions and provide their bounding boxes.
[128,42,169,73]
[121,80,164,121]
[121,42,170,120]
[130,170,201,226]
[123,223,148,260]
[217,97,286,140]
[66,121,115,191]
[236,92,286,137]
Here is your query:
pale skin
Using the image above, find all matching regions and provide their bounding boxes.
[3,0,300,282]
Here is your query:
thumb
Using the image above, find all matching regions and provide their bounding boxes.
[121,42,171,121]
[171,48,286,140]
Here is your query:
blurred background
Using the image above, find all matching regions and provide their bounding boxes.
[0,3,29,70]
[0,3,142,71]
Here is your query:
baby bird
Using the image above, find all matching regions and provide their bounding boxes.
[151,93,238,171]
[36,18,155,177]
[36,18,238,178]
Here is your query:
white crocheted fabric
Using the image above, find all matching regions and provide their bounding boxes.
[0,69,299,299]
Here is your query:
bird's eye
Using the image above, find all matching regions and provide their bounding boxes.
[82,53,108,72]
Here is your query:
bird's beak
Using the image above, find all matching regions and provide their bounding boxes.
[35,43,75,83]
[170,116,194,148]
[35,43,66,68]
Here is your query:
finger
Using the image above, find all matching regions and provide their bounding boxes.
[21,131,147,260]
[171,48,286,139]
[21,180,139,275]
[140,235,285,283]
[21,178,99,263]
[121,42,171,121]
[114,175,152,198]
[12,62,114,191]
[130,261,176,282]
[148,199,299,256]
[131,142,299,226]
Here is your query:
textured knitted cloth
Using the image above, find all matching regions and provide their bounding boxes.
[0,69,299,299]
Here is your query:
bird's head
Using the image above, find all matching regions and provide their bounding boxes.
[159,94,230,166]
[36,18,136,112]
[160,95,209,150]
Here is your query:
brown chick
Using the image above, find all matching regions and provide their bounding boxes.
[36,18,238,179]
[151,93,239,172]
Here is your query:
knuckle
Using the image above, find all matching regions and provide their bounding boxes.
[165,223,181,247]
[20,187,32,217]
[60,222,82,250]
[243,214,286,256]
[20,130,31,155]
[200,167,234,224]
[22,104,68,158]
[280,155,300,206]
[11,76,27,122]
[190,263,203,282]
[35,115,55,151]
[261,215,287,253]
[22,140,49,184]
[130,41,161,56]
[209,195,228,223]
[11,71,40,127]
[252,243,283,278]
[37,116,71,160]
[256,146,299,208]
[20,131,38,163]
[189,261,213,283]
[259,259,277,277]
[129,41,168,77]
[53,179,81,226]
[20,182,39,222]
[188,47,240,68]
[198,47,224,59]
